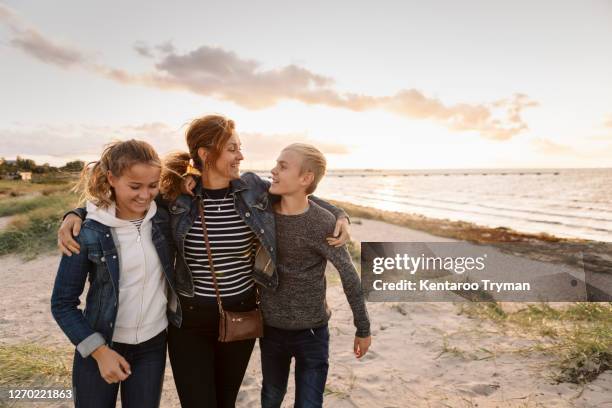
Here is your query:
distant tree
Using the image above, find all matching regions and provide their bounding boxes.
[61,160,85,172]
[1,158,17,174]
[16,156,37,171]
[33,163,58,174]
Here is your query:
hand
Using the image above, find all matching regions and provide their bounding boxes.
[354,335,371,359]
[327,217,351,247]
[181,176,197,197]
[91,345,131,384]
[57,214,83,256]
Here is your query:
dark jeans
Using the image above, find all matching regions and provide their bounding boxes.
[168,292,256,408]
[260,324,330,408]
[72,329,167,408]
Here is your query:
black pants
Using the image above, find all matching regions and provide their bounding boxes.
[168,293,256,408]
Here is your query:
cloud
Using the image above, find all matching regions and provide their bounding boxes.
[133,42,153,58]
[238,132,350,162]
[133,41,175,58]
[0,7,537,140]
[155,41,175,54]
[531,137,612,161]
[532,137,576,156]
[141,46,536,140]
[0,123,183,164]
[123,121,173,133]
[381,91,537,140]
[584,115,612,141]
[0,3,15,20]
[151,46,335,109]
[10,29,86,67]
[0,4,86,68]
[0,123,349,168]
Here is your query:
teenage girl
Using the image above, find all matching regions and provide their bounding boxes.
[51,140,177,408]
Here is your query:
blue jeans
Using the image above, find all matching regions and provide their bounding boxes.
[73,330,167,408]
[260,325,330,408]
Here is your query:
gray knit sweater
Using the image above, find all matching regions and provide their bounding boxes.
[260,201,371,337]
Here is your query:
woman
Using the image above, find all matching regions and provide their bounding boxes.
[51,140,177,408]
[58,115,351,407]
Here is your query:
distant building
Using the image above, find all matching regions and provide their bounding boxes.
[18,171,32,182]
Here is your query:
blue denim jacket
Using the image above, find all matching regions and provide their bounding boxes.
[51,209,179,358]
[169,172,347,302]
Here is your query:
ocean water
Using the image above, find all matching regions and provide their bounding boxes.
[260,168,612,242]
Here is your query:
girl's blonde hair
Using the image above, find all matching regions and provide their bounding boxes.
[160,114,235,201]
[75,139,161,207]
[283,143,327,194]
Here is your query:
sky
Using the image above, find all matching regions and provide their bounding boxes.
[1,0,611,169]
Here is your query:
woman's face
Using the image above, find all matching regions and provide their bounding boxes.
[269,149,312,196]
[205,133,244,181]
[108,163,161,219]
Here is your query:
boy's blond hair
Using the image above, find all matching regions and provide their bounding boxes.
[283,143,327,195]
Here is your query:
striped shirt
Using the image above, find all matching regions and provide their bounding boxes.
[184,187,256,302]
[129,217,144,232]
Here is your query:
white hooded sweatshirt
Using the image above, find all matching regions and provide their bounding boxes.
[86,200,168,344]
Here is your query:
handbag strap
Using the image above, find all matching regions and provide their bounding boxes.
[197,199,224,314]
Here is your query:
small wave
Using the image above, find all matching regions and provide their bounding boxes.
[339,193,612,238]
[350,191,612,224]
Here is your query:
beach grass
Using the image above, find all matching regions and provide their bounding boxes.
[0,191,79,259]
[346,240,360,264]
[459,302,612,384]
[0,343,72,386]
[0,193,75,218]
[0,178,73,198]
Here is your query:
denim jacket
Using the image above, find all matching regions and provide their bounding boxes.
[169,172,347,301]
[51,209,179,358]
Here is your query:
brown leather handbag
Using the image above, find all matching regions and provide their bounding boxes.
[198,200,264,342]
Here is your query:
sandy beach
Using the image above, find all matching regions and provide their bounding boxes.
[1,217,610,408]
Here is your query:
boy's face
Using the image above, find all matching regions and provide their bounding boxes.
[269,149,313,196]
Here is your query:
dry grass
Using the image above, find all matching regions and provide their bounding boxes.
[0,190,78,259]
[346,240,360,264]
[459,302,612,383]
[0,177,73,198]
[0,343,72,387]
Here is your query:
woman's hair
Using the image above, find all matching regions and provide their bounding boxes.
[283,143,327,194]
[159,151,191,202]
[186,115,235,171]
[160,114,235,201]
[75,139,161,207]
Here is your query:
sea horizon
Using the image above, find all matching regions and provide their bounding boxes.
[252,168,612,243]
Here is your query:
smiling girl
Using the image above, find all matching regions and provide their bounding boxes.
[51,140,177,408]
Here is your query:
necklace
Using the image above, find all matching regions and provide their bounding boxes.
[202,188,230,212]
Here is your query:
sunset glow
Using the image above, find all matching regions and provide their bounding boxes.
[1,0,611,169]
